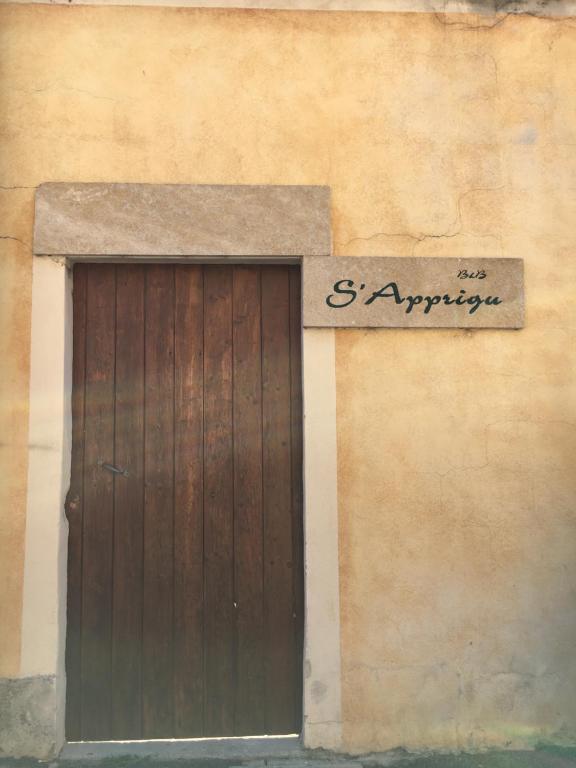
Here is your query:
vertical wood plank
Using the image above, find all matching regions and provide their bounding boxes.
[289,266,304,731]
[174,266,205,737]
[203,266,235,736]
[80,264,116,740]
[261,266,296,734]
[65,264,88,741]
[143,265,175,737]
[232,266,265,735]
[111,265,145,739]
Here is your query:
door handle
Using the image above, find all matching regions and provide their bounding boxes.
[99,461,129,478]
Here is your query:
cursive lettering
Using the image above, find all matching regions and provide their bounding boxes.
[327,280,502,315]
[458,269,487,280]
[326,278,357,308]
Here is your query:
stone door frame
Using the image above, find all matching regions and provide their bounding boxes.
[21,183,342,758]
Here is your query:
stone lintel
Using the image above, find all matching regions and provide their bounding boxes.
[34,183,331,258]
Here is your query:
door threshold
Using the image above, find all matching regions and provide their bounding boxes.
[60,734,304,761]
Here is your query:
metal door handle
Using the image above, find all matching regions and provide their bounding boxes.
[99,461,129,478]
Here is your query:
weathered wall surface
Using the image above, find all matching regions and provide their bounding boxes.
[0,4,575,755]
[333,12,576,753]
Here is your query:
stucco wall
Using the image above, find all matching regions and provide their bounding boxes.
[0,4,575,754]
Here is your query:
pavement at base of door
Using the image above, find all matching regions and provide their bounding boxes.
[1,748,576,768]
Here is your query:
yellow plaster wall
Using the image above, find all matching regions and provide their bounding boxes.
[0,4,575,751]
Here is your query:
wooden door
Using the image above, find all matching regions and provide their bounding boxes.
[65,264,303,741]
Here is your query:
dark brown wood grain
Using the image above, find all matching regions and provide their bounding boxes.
[174,266,205,736]
[112,265,145,739]
[142,266,175,737]
[203,266,235,736]
[80,264,116,740]
[261,266,297,734]
[67,264,303,740]
[65,264,88,741]
[232,267,265,735]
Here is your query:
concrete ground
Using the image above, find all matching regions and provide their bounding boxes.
[2,748,576,768]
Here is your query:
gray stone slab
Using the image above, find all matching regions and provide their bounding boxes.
[0,675,59,759]
[303,256,524,329]
[60,735,303,761]
[34,183,331,257]
[263,761,360,768]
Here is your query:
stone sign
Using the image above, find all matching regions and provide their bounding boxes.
[303,256,524,329]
